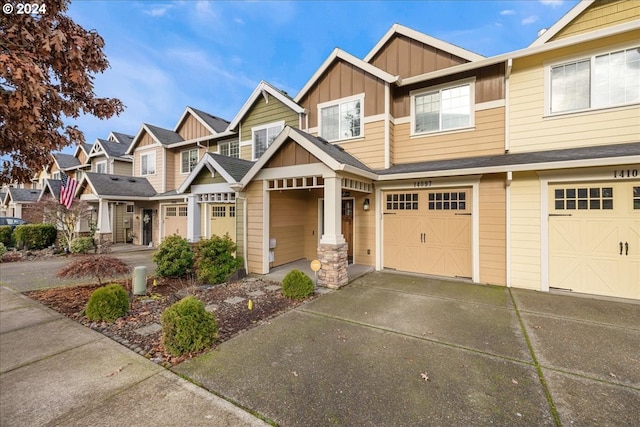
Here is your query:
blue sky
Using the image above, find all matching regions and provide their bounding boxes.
[65,0,581,153]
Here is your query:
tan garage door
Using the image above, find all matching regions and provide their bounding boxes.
[549,180,639,299]
[164,205,187,238]
[383,188,472,278]
[210,204,236,241]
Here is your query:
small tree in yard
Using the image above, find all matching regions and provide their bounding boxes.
[31,197,93,252]
[57,255,131,286]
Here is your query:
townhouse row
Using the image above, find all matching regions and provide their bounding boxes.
[3,0,639,300]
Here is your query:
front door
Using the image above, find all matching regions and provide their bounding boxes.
[142,209,153,246]
[341,199,354,263]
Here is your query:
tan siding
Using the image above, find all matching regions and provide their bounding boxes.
[134,147,162,192]
[77,151,88,164]
[165,149,176,191]
[353,193,375,266]
[235,198,245,261]
[176,114,211,140]
[551,0,639,41]
[138,132,155,147]
[112,160,132,176]
[240,145,252,161]
[269,191,308,266]
[338,120,386,169]
[303,190,323,260]
[246,181,264,274]
[240,96,299,142]
[479,174,506,285]
[393,107,505,164]
[509,172,541,290]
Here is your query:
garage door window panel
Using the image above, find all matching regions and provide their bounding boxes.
[554,187,613,210]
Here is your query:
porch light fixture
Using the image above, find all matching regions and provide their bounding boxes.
[363,198,370,211]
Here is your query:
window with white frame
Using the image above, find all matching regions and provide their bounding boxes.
[76,170,84,183]
[181,149,199,174]
[253,122,283,160]
[140,152,156,176]
[52,172,60,180]
[319,95,362,141]
[220,141,240,158]
[549,46,640,114]
[412,80,473,134]
[95,161,107,174]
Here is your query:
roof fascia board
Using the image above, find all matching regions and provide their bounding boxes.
[294,49,398,103]
[364,23,485,63]
[398,20,640,87]
[126,124,164,155]
[177,154,236,194]
[529,0,595,47]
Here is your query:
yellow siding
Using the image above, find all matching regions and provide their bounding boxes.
[303,190,322,260]
[269,191,308,266]
[509,172,541,290]
[337,120,386,170]
[551,0,639,41]
[509,33,640,153]
[479,174,506,285]
[246,181,264,274]
[393,107,505,164]
[354,193,375,266]
[240,145,252,161]
[235,198,245,260]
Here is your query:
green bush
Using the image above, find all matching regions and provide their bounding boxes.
[194,235,243,284]
[152,235,195,277]
[85,284,130,322]
[13,224,57,250]
[282,269,314,299]
[0,242,6,260]
[161,296,217,356]
[70,236,94,254]
[0,226,13,247]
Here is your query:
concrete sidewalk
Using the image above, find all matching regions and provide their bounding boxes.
[175,272,640,426]
[0,286,268,427]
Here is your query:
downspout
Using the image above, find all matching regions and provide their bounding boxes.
[384,82,391,169]
[161,148,166,194]
[505,58,512,153]
[505,171,512,287]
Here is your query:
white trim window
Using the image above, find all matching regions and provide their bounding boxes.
[52,172,60,180]
[140,152,156,176]
[549,46,640,114]
[181,149,199,174]
[318,94,363,142]
[411,79,474,134]
[220,141,240,158]
[253,122,283,160]
[95,160,107,174]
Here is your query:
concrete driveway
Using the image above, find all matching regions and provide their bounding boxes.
[175,272,640,426]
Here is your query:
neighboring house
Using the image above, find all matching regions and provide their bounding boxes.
[87,138,133,176]
[1,187,42,223]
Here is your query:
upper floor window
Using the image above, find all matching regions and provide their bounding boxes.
[220,141,240,158]
[95,161,107,174]
[76,170,84,183]
[549,46,640,114]
[140,152,156,176]
[412,79,473,135]
[319,95,362,142]
[52,172,60,180]
[181,149,198,174]
[253,122,283,160]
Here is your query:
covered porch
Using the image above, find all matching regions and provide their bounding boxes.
[262,259,374,286]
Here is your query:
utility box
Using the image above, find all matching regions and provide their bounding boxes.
[133,266,147,296]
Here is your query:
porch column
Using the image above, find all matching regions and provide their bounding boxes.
[187,194,201,242]
[318,175,348,289]
[97,199,111,234]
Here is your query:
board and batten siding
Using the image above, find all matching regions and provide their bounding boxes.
[393,107,505,164]
[509,33,640,153]
[509,171,541,290]
[551,0,639,41]
[240,96,299,142]
[176,114,211,140]
[245,180,265,274]
[479,174,506,285]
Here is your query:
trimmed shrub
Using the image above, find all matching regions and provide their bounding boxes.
[194,235,243,284]
[153,235,194,277]
[282,269,314,299]
[70,236,94,254]
[13,224,57,250]
[161,296,217,356]
[85,284,130,322]
[0,242,6,260]
[0,226,13,247]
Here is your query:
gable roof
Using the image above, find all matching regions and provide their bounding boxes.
[529,0,595,47]
[80,172,157,199]
[6,187,41,203]
[126,123,185,154]
[294,48,399,103]
[38,179,62,201]
[364,23,485,64]
[228,81,306,130]
[177,106,230,134]
[109,131,135,145]
[91,139,132,160]
[52,153,80,170]
[73,143,93,161]
[177,152,254,194]
[240,126,376,187]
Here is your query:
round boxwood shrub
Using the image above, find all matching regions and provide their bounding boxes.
[85,284,130,322]
[161,296,217,356]
[70,236,94,254]
[152,234,194,277]
[282,269,314,299]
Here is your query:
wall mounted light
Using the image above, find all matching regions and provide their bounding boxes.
[363,198,370,211]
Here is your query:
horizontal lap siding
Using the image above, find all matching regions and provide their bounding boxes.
[236,198,245,261]
[270,191,307,266]
[304,190,323,260]
[354,193,375,266]
[113,161,132,176]
[393,107,505,164]
[240,97,299,142]
[339,121,386,169]
[134,147,163,193]
[479,174,506,285]
[551,0,639,41]
[246,181,264,274]
[509,172,541,290]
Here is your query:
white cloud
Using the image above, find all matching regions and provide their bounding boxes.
[234,17,245,25]
[522,15,539,25]
[144,6,171,17]
[500,9,516,16]
[540,0,564,7]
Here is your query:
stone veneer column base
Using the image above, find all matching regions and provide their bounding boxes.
[317,243,348,289]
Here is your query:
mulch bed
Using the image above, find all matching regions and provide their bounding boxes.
[26,276,312,367]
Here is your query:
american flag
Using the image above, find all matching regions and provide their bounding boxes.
[60,172,78,209]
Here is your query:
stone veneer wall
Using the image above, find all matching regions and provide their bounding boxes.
[317,243,348,288]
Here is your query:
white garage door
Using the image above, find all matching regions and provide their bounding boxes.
[549,180,639,299]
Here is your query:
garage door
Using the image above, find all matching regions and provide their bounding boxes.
[549,180,639,299]
[164,205,187,238]
[383,188,472,278]
[210,204,236,241]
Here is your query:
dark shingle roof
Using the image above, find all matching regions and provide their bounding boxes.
[8,188,41,202]
[84,172,156,198]
[45,179,62,199]
[53,153,80,169]
[189,107,230,133]
[206,153,254,182]
[145,124,184,145]
[97,139,130,158]
[378,142,640,175]
[81,143,93,154]
[110,132,135,145]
